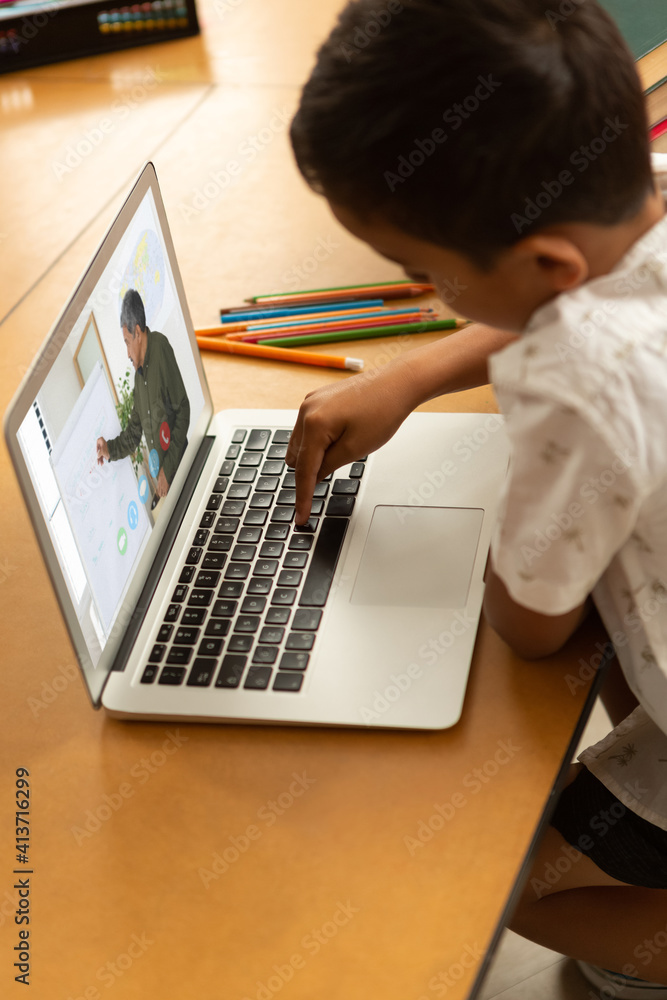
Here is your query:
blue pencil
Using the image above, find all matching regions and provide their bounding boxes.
[219,299,385,322]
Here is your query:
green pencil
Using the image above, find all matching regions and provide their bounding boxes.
[256,318,464,347]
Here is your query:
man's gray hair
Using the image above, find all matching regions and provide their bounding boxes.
[120,288,146,335]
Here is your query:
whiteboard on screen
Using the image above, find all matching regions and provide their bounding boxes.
[50,362,149,634]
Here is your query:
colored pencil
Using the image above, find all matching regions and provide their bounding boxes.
[196,336,363,371]
[245,280,435,306]
[224,311,430,344]
[199,306,431,338]
[219,299,385,320]
[256,318,465,347]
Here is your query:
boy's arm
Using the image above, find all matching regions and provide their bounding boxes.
[484,564,591,660]
[287,323,517,523]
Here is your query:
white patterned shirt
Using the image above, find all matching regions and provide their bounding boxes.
[489,155,667,830]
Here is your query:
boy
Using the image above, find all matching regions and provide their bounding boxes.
[284,0,667,995]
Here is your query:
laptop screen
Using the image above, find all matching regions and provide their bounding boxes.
[6,164,211,702]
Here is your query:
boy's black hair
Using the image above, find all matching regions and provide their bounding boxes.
[290,0,653,268]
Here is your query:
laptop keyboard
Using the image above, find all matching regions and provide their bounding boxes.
[139,428,364,694]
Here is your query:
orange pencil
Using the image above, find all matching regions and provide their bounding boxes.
[195,336,364,371]
[223,310,429,342]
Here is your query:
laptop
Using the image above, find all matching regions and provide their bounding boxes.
[4,162,509,730]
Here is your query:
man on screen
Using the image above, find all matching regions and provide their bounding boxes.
[96,288,190,501]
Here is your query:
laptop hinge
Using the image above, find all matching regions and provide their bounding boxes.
[109,434,215,673]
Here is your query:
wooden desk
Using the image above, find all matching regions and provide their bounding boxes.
[0,5,605,998]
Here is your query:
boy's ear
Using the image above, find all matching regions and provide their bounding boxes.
[509,233,589,293]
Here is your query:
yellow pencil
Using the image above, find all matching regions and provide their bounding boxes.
[195,336,364,372]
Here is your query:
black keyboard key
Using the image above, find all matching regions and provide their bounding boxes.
[278,569,302,587]
[200,511,215,529]
[325,495,355,517]
[212,599,237,617]
[241,595,267,614]
[279,652,310,671]
[219,460,235,476]
[260,541,284,558]
[218,581,243,598]
[215,655,246,687]
[267,444,287,459]
[188,588,213,607]
[265,524,289,540]
[141,664,159,684]
[232,429,247,444]
[349,462,365,478]
[294,517,319,532]
[212,476,229,493]
[157,624,173,642]
[246,429,271,451]
[222,500,246,515]
[208,536,232,552]
[205,619,230,637]
[310,499,325,515]
[273,672,304,692]
[265,607,291,625]
[231,544,257,561]
[252,646,278,665]
[249,493,273,509]
[195,569,221,588]
[234,615,260,633]
[234,467,257,483]
[259,626,284,644]
[187,658,216,687]
[226,443,241,459]
[292,608,322,631]
[256,476,279,492]
[244,666,272,689]
[282,471,296,488]
[277,489,296,505]
[225,563,250,580]
[262,460,284,475]
[172,584,188,603]
[202,552,227,570]
[243,509,268,526]
[159,666,187,685]
[194,529,209,546]
[166,647,193,665]
[286,632,315,651]
[186,546,203,564]
[255,559,279,577]
[228,484,252,500]
[198,638,224,657]
[288,533,313,551]
[271,506,294,523]
[239,451,262,467]
[247,577,272,595]
[179,564,195,584]
[164,604,181,623]
[313,482,330,497]
[238,527,262,544]
[149,643,166,662]
[332,478,359,495]
[206,494,222,510]
[272,429,292,444]
[299,516,348,607]
[228,635,253,652]
[174,626,200,645]
[182,608,205,625]
[283,551,308,569]
[216,516,239,533]
[271,588,297,606]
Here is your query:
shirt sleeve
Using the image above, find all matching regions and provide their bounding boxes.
[490,392,643,615]
[159,337,190,485]
[106,398,142,462]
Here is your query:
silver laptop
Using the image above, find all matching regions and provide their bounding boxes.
[4,162,509,730]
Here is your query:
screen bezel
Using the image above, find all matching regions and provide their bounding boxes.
[3,161,214,706]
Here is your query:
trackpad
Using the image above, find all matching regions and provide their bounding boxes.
[350,505,483,608]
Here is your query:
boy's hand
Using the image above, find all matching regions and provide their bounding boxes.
[286,360,416,524]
